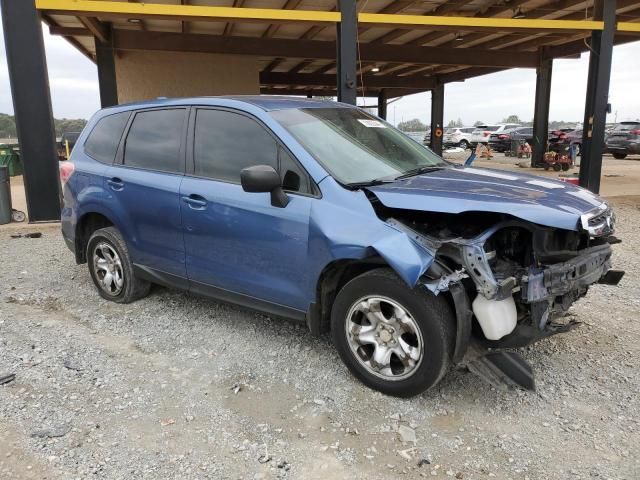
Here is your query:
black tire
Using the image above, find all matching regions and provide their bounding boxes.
[458,140,469,150]
[87,226,150,304]
[612,153,627,159]
[561,163,570,171]
[331,268,455,397]
[543,165,550,171]
[552,163,562,171]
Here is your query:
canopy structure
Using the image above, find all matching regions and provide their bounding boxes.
[1,0,639,221]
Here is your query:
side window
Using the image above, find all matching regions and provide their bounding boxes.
[84,112,130,164]
[279,147,311,194]
[194,109,278,182]
[123,109,186,173]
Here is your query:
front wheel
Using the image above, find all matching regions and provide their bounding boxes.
[612,152,627,159]
[458,140,469,150]
[331,269,454,397]
[87,227,150,303]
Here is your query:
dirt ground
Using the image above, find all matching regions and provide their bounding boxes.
[0,158,639,479]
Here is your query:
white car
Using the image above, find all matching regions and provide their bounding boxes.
[443,127,475,149]
[470,124,521,145]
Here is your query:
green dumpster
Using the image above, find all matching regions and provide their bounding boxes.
[0,144,22,177]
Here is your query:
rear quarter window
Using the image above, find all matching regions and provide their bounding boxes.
[84,112,131,164]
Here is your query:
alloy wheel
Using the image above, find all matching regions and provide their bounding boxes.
[345,296,424,381]
[92,242,124,296]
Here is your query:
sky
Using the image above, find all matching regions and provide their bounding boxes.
[1,18,639,126]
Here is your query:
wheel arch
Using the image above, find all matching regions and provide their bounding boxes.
[307,257,388,335]
[74,211,116,264]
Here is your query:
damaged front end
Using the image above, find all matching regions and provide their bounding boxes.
[383,203,624,391]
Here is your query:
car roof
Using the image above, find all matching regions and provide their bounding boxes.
[105,95,350,112]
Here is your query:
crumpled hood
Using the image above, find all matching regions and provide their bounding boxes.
[367,166,606,231]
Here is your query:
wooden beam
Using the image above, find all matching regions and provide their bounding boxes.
[109,30,540,68]
[370,0,535,45]
[42,15,94,62]
[224,0,246,36]
[78,16,108,43]
[263,0,303,38]
[181,0,188,34]
[260,86,428,97]
[260,72,438,89]
[49,26,92,36]
[36,0,341,25]
[37,0,607,32]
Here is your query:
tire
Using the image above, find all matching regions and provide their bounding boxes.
[612,153,627,159]
[87,226,150,303]
[543,165,550,171]
[331,268,455,397]
[458,140,469,150]
[561,163,570,171]
[552,163,562,171]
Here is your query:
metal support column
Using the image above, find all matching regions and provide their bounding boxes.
[336,0,357,105]
[532,53,553,167]
[430,83,444,156]
[579,0,616,193]
[1,0,60,222]
[95,27,118,108]
[378,89,388,120]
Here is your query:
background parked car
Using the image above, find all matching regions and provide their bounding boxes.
[443,127,475,149]
[550,129,583,155]
[470,124,520,146]
[605,121,640,159]
[404,131,427,144]
[488,126,533,152]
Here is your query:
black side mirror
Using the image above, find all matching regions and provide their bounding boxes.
[240,165,289,208]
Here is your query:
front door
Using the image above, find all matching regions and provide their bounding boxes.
[180,108,315,311]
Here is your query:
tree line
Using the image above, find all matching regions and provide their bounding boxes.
[0,113,87,139]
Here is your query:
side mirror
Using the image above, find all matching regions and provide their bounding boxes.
[240,165,289,208]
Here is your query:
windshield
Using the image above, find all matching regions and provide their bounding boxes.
[270,107,447,185]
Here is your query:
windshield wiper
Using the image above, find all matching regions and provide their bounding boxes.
[395,166,445,180]
[345,178,395,189]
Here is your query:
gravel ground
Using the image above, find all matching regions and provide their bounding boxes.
[1,198,639,480]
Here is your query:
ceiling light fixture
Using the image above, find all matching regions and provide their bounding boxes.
[371,66,380,73]
[128,18,142,24]
[454,33,464,41]
[512,7,526,19]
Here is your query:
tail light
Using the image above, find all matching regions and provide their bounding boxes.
[483,131,491,137]
[559,133,567,139]
[631,129,640,135]
[59,161,75,186]
[498,134,510,139]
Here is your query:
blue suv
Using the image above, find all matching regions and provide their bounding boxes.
[61,97,623,396]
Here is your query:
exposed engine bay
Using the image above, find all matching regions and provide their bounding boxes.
[370,196,625,390]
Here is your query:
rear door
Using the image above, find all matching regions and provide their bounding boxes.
[104,107,188,278]
[180,107,315,312]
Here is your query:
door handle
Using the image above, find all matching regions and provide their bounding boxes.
[181,194,207,209]
[107,177,124,191]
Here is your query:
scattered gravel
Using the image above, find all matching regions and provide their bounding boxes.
[1,198,639,479]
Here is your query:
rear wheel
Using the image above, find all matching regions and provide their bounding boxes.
[87,227,150,303]
[612,152,627,159]
[552,163,562,171]
[331,269,454,397]
[561,163,570,171]
[458,140,469,150]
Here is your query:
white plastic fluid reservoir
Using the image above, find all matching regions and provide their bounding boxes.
[472,294,518,341]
